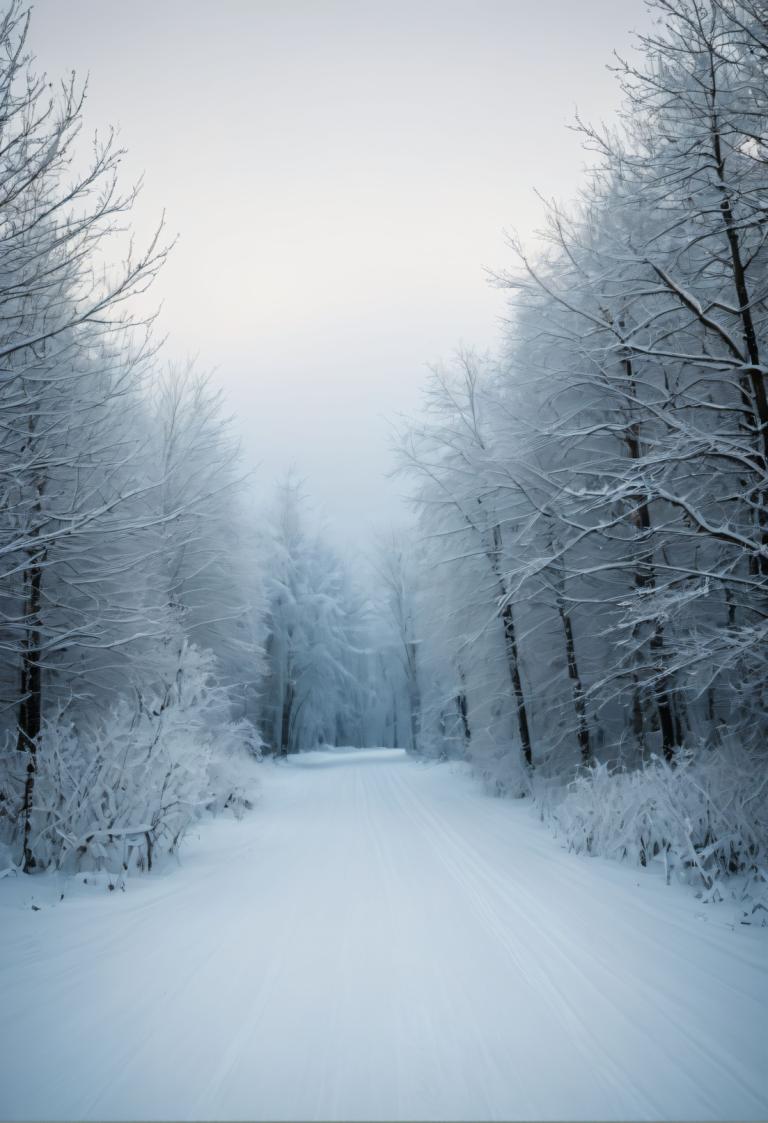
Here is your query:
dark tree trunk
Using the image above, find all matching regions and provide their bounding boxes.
[490,524,533,770]
[552,560,592,767]
[456,668,471,746]
[704,74,768,576]
[18,553,44,872]
[500,599,533,769]
[709,97,768,458]
[456,692,470,741]
[279,679,294,756]
[622,355,680,764]
[648,624,678,764]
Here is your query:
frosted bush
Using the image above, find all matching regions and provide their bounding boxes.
[544,741,767,896]
[0,643,261,874]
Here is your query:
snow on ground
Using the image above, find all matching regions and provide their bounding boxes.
[1,747,766,1122]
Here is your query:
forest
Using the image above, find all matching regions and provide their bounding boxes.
[1,2,767,1120]
[0,0,766,908]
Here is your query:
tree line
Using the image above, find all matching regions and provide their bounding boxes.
[0,3,406,875]
[396,0,767,895]
[1,0,765,899]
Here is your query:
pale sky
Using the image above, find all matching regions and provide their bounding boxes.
[32,0,649,543]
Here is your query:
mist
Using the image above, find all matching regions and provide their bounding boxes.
[32,0,648,540]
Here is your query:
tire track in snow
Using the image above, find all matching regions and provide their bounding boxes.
[382,765,659,1119]
[416,765,766,1110]
[361,761,501,1121]
[2,748,766,1122]
[385,763,766,1119]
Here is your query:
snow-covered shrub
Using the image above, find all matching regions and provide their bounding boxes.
[544,741,767,893]
[0,643,261,874]
[206,717,262,817]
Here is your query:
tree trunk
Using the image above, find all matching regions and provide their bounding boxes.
[622,355,679,763]
[456,667,471,746]
[500,599,533,769]
[552,560,592,767]
[706,75,768,575]
[406,639,420,752]
[18,552,44,872]
[489,525,533,769]
[279,679,294,756]
[632,678,647,756]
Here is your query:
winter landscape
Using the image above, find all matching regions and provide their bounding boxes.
[1,1,767,1120]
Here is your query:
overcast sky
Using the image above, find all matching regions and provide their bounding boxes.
[32,0,649,543]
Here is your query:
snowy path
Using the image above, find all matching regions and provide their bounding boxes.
[1,748,766,1122]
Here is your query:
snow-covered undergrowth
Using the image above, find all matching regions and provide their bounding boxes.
[0,645,261,876]
[532,742,768,919]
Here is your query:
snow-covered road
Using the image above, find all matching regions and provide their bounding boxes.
[1,747,766,1121]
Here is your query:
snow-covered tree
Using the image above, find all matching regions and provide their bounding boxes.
[0,5,262,872]
[259,479,396,754]
[396,0,768,885]
[148,362,264,722]
[372,530,422,751]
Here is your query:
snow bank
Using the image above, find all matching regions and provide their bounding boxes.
[536,741,768,919]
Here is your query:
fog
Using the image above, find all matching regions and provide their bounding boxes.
[32,0,648,541]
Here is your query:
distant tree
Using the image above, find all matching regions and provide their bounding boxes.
[149,362,264,723]
[259,479,381,754]
[397,351,534,777]
[373,530,421,752]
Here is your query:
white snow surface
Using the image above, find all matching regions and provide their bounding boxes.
[1,747,766,1122]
